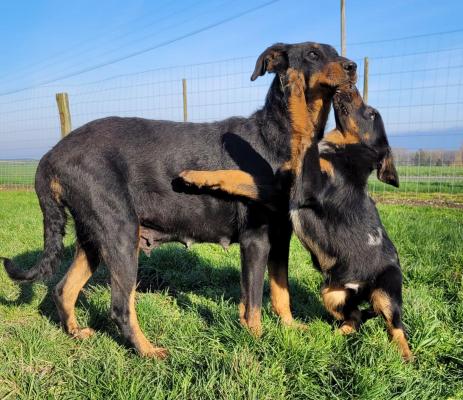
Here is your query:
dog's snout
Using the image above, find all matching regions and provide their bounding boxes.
[343,61,357,72]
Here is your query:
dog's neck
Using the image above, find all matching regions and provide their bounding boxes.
[304,88,332,141]
[320,130,378,188]
[257,76,332,159]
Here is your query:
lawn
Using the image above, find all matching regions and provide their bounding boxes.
[0,161,38,186]
[1,161,463,199]
[395,166,463,177]
[0,191,462,399]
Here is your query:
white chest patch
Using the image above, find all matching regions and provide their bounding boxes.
[344,282,361,293]
[318,141,333,154]
[367,227,383,246]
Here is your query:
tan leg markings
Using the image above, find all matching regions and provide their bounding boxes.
[371,289,412,361]
[246,306,262,337]
[391,328,413,361]
[179,170,259,199]
[128,287,168,359]
[268,260,304,329]
[338,309,361,335]
[50,177,63,203]
[54,245,95,339]
[321,287,348,321]
[238,301,247,327]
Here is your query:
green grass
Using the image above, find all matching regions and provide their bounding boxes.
[0,161,38,186]
[0,191,462,399]
[1,162,463,195]
[395,166,463,177]
[368,178,463,196]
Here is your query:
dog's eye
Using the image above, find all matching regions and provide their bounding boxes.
[307,51,319,60]
[368,110,376,120]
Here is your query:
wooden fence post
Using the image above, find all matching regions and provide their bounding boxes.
[56,92,72,137]
[363,57,369,103]
[182,79,188,122]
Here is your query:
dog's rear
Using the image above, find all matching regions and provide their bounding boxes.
[3,154,66,282]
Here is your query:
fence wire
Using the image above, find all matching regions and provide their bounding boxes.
[0,31,462,205]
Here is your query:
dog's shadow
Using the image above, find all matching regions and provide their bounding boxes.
[0,243,325,341]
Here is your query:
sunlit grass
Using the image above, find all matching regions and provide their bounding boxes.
[0,191,462,399]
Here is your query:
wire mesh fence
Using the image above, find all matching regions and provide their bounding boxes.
[0,30,462,205]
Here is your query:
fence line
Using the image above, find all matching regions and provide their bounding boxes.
[0,31,462,205]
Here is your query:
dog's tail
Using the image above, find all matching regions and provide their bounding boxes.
[2,163,67,282]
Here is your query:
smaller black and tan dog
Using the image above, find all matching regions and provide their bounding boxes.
[180,71,412,360]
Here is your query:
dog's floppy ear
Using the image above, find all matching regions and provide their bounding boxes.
[251,43,289,81]
[377,148,399,187]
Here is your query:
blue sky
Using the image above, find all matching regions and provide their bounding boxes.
[1,0,460,86]
[0,0,462,158]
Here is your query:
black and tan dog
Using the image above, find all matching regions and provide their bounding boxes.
[2,42,356,357]
[180,71,412,360]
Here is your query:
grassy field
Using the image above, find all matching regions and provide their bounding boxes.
[0,192,462,399]
[0,161,38,186]
[395,166,463,177]
[1,161,463,198]
[368,178,463,196]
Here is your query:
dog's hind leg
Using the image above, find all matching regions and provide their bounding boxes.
[370,266,412,361]
[238,277,248,327]
[338,299,362,335]
[102,221,167,359]
[53,242,99,339]
[321,286,361,334]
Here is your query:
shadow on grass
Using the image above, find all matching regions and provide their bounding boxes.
[0,243,325,345]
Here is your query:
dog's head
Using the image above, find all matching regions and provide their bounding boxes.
[251,42,357,92]
[330,84,399,187]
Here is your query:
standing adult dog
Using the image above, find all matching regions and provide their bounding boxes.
[2,42,356,358]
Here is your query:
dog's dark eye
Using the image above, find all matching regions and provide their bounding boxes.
[368,110,376,120]
[307,51,319,60]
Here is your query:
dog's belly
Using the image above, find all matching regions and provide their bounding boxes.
[136,191,239,254]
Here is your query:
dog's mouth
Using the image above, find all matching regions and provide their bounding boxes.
[333,87,353,115]
[332,84,358,134]
[319,76,356,92]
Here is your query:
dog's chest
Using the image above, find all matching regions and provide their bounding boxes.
[290,209,336,272]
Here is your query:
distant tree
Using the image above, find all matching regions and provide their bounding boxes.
[442,151,456,166]
[413,149,431,166]
[391,148,410,166]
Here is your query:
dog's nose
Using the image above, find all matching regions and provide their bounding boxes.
[343,61,357,72]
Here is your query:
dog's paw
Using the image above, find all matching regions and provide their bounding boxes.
[70,327,95,339]
[179,170,206,187]
[248,324,263,338]
[141,346,169,360]
[281,319,308,331]
[337,323,357,335]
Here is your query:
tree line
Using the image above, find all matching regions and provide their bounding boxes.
[392,145,463,166]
